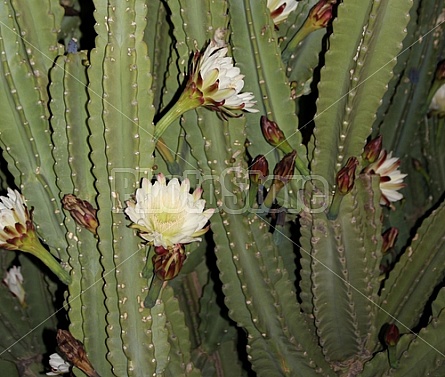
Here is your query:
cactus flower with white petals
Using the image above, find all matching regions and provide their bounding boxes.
[3,266,25,306]
[125,174,214,248]
[267,0,299,25]
[365,150,407,206]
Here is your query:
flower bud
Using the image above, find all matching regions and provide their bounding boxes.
[362,135,383,163]
[273,150,297,185]
[261,116,285,145]
[336,157,359,194]
[57,330,100,377]
[250,155,269,185]
[260,116,293,153]
[153,244,187,281]
[62,194,98,235]
[384,324,400,347]
[381,227,398,254]
[308,0,335,30]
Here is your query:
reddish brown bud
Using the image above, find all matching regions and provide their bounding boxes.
[363,135,383,163]
[273,150,297,184]
[261,116,286,147]
[62,194,98,235]
[250,155,269,185]
[57,330,100,377]
[153,244,186,281]
[384,324,400,347]
[336,157,359,194]
[381,227,398,254]
[309,0,335,29]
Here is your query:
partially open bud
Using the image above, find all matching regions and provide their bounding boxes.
[336,157,359,194]
[260,116,293,154]
[56,330,100,377]
[384,324,400,347]
[363,135,383,164]
[250,155,269,185]
[153,244,186,281]
[62,194,98,235]
[381,227,398,254]
[308,0,335,30]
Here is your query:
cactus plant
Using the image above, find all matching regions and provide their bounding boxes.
[0,0,444,376]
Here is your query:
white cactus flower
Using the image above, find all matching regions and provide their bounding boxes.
[365,150,407,206]
[188,39,258,115]
[3,266,25,306]
[47,353,71,375]
[267,0,299,25]
[125,174,215,248]
[0,188,31,250]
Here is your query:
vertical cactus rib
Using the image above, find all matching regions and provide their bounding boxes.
[48,54,83,349]
[0,2,67,252]
[87,1,127,374]
[227,0,306,166]
[391,294,445,376]
[312,0,411,184]
[194,112,332,375]
[89,1,157,376]
[377,199,445,330]
[308,213,360,361]
[50,50,109,373]
[161,285,202,377]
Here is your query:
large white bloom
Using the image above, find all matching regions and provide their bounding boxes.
[189,39,258,114]
[3,266,25,306]
[0,188,31,249]
[366,150,407,206]
[267,0,299,25]
[125,174,215,248]
[47,353,71,375]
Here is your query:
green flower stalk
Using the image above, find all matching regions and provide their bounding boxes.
[283,0,335,54]
[154,36,258,140]
[327,157,358,220]
[0,189,71,285]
